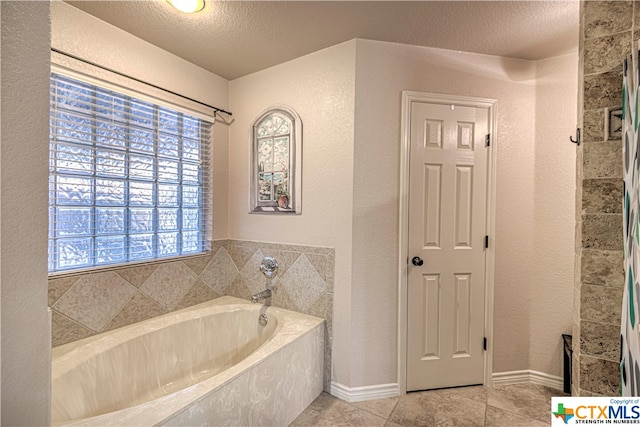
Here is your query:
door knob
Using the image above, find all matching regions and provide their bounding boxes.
[412,256,424,266]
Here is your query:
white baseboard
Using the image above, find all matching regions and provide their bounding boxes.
[330,382,400,402]
[330,372,561,403]
[492,370,564,391]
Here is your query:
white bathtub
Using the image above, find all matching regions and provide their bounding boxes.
[51,296,324,426]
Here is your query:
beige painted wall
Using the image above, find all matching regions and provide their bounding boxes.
[52,2,230,240]
[228,41,357,385]
[531,54,578,376]
[229,38,577,388]
[1,2,51,424]
[352,42,576,383]
[352,39,543,384]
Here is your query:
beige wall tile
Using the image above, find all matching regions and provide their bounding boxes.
[305,253,329,282]
[584,32,632,75]
[115,264,158,287]
[325,250,335,292]
[52,271,136,332]
[210,239,227,254]
[139,261,198,310]
[580,320,621,361]
[199,247,239,295]
[584,71,624,111]
[174,279,220,310]
[584,0,633,39]
[182,254,214,275]
[582,214,623,250]
[48,275,79,306]
[280,254,328,312]
[51,311,95,347]
[582,178,623,214]
[307,292,333,333]
[103,292,167,332]
[580,355,620,395]
[583,109,605,142]
[228,243,260,270]
[226,275,253,300]
[581,284,623,325]
[576,1,626,393]
[583,141,623,179]
[260,249,301,277]
[270,282,298,312]
[239,249,272,295]
[581,249,624,287]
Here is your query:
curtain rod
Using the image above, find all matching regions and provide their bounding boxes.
[51,48,233,117]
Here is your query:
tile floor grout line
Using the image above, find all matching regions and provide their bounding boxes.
[387,396,401,423]
[340,402,388,426]
[482,401,488,427]
[346,399,389,426]
[372,412,389,425]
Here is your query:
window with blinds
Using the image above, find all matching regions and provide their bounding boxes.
[48,72,212,274]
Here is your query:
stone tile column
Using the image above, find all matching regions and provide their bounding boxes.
[574,0,634,396]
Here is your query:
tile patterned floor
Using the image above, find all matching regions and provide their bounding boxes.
[291,383,566,426]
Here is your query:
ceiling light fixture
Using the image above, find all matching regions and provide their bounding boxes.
[166,0,205,14]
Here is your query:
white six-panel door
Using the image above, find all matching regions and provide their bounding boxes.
[406,100,490,391]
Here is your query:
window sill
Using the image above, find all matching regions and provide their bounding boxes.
[47,251,212,280]
[250,206,297,214]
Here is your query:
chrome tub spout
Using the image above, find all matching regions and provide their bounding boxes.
[251,289,272,303]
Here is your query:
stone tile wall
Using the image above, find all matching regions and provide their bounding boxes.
[574,0,634,396]
[48,239,334,389]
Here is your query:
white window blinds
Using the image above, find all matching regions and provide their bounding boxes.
[48,72,213,274]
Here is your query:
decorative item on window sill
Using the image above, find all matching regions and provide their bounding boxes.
[249,105,302,215]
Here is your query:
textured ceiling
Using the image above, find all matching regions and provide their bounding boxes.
[66,0,580,80]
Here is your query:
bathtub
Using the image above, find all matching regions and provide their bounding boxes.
[51,296,325,426]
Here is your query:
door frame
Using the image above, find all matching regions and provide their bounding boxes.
[397,91,497,394]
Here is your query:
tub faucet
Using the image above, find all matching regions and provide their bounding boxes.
[251,289,272,303]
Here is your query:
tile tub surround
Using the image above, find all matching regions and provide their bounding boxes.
[574,0,635,396]
[223,240,334,391]
[48,239,335,388]
[52,297,324,426]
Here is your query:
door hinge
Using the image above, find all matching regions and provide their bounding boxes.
[484,235,489,249]
[485,134,491,147]
[483,337,487,351]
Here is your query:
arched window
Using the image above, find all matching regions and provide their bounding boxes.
[250,107,302,214]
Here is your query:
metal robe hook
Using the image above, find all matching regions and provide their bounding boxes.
[570,128,581,146]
